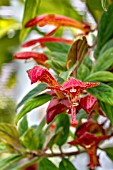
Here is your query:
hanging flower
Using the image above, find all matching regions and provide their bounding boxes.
[68,121,110,169]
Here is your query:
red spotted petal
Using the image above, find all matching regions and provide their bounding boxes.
[46,98,70,124]
[27,66,58,85]
[14,51,48,66]
[22,37,73,48]
[25,14,87,32]
[79,94,97,114]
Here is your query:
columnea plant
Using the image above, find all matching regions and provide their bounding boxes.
[1,1,113,170]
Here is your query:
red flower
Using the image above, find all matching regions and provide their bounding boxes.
[14,51,49,67]
[25,14,90,35]
[68,121,110,169]
[27,66,99,124]
[46,98,70,124]
[48,78,100,124]
[27,66,58,86]
[22,36,73,48]
[79,94,105,117]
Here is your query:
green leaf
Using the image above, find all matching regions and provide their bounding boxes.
[21,128,45,150]
[0,123,21,149]
[38,158,58,170]
[44,42,70,53]
[95,3,113,57]
[0,142,7,153]
[45,51,66,63]
[0,154,23,170]
[20,0,41,41]
[5,71,16,89]
[87,83,113,106]
[66,36,88,69]
[76,109,88,120]
[46,60,66,73]
[17,83,47,108]
[18,116,28,136]
[59,158,77,170]
[16,93,52,124]
[99,39,113,55]
[78,64,90,81]
[86,0,103,22]
[85,71,113,82]
[99,101,113,124]
[103,147,113,161]
[92,48,113,72]
[38,0,81,21]
[55,114,70,146]
[59,63,77,81]
[0,0,10,6]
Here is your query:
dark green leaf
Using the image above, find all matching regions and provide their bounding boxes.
[103,147,113,161]
[99,39,113,55]
[95,3,113,57]
[55,114,70,146]
[87,83,113,106]
[0,0,10,6]
[18,116,28,136]
[0,154,23,170]
[44,42,70,53]
[17,83,47,108]
[59,158,77,170]
[85,71,113,82]
[0,123,21,149]
[20,0,41,41]
[38,158,58,170]
[92,48,113,72]
[16,93,52,124]
[99,101,113,124]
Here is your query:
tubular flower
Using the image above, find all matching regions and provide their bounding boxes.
[22,36,73,48]
[14,51,49,67]
[25,14,90,34]
[68,121,110,169]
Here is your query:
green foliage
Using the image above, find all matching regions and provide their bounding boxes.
[16,93,52,124]
[95,3,113,57]
[0,123,21,150]
[2,1,113,169]
[92,48,113,72]
[87,83,113,105]
[38,158,58,170]
[103,147,113,161]
[59,158,77,170]
[85,71,113,82]
[17,83,47,108]
[99,101,113,124]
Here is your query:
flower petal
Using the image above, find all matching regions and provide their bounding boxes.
[46,98,70,124]
[22,37,73,48]
[25,14,88,32]
[27,66,58,85]
[79,94,97,114]
[14,51,48,66]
